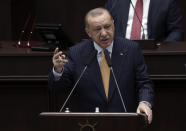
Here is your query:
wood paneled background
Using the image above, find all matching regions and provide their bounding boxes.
[0,1,186,131]
[0,0,185,42]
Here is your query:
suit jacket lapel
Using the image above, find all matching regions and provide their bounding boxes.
[108,38,128,101]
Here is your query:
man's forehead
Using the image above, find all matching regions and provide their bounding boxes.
[88,13,111,24]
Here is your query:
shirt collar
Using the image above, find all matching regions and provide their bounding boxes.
[93,41,113,54]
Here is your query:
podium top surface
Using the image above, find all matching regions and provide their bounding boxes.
[40,112,144,117]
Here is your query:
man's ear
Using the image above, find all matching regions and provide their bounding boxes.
[85,27,91,38]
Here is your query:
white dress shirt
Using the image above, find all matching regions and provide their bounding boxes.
[125,0,150,39]
[93,41,113,65]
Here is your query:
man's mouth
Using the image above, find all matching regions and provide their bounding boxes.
[101,38,109,43]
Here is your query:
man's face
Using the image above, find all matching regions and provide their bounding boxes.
[86,12,115,49]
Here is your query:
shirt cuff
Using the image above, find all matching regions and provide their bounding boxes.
[52,67,64,81]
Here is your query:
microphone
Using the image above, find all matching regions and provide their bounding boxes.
[104,49,112,67]
[17,15,31,46]
[104,49,127,112]
[130,0,145,40]
[59,49,97,112]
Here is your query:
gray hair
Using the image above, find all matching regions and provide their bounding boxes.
[85,8,112,28]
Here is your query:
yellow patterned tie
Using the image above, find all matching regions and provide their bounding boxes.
[100,50,110,98]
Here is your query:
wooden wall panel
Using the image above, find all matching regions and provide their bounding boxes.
[35,0,106,43]
[0,1,11,40]
[0,42,186,131]
[0,0,185,41]
[0,81,49,131]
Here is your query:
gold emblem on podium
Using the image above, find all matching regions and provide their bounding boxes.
[78,120,97,131]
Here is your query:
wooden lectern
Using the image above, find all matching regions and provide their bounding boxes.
[39,112,147,131]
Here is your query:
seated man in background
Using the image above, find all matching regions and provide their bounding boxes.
[48,8,154,124]
[105,0,184,41]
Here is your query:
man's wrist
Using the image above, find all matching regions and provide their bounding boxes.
[53,67,63,78]
[54,67,63,73]
[140,101,152,109]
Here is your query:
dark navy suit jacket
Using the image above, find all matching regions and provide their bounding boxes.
[105,0,184,41]
[48,37,154,112]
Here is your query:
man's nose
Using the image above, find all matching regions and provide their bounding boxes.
[100,29,107,36]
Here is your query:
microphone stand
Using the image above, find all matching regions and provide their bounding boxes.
[17,15,31,46]
[26,16,37,47]
[59,66,88,112]
[13,14,38,48]
[59,50,97,112]
[110,67,127,112]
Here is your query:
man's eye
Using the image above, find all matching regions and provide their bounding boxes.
[95,28,101,31]
[105,25,111,29]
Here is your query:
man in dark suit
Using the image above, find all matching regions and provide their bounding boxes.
[105,0,184,41]
[49,8,154,124]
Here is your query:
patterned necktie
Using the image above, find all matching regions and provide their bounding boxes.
[100,50,110,98]
[130,0,143,40]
